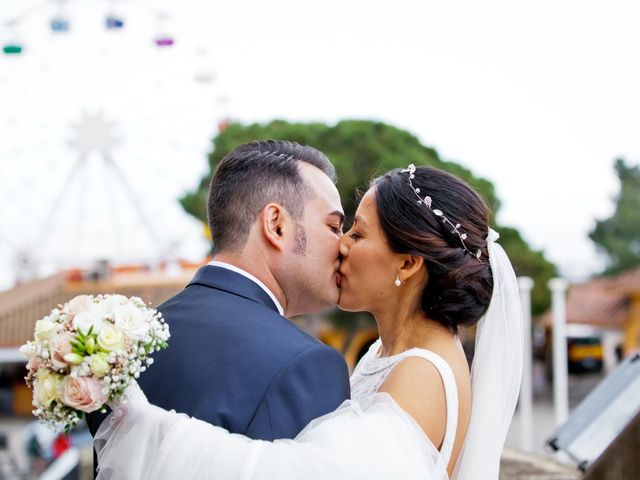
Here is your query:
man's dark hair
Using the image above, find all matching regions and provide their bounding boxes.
[208,140,336,252]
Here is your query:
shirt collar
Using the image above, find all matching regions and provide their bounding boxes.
[208,260,284,316]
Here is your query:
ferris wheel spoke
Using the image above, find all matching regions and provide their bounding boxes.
[104,154,165,254]
[0,142,66,156]
[0,228,21,253]
[2,0,50,27]
[72,156,90,256]
[35,154,88,253]
[104,162,126,259]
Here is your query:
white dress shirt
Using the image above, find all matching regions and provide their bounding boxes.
[208,260,284,316]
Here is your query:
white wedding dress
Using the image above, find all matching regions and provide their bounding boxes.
[95,229,523,480]
[95,342,456,480]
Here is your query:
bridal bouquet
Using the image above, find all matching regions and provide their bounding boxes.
[20,294,170,431]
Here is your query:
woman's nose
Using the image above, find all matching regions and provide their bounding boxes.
[339,235,350,257]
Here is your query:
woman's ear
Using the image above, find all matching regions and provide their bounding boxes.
[399,254,426,283]
[260,203,287,251]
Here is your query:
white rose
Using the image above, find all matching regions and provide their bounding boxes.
[33,369,62,408]
[34,318,60,343]
[92,295,128,316]
[89,354,110,377]
[113,303,148,341]
[19,342,36,361]
[97,325,126,352]
[73,311,106,336]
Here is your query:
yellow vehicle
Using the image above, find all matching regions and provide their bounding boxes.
[319,323,477,372]
[318,326,379,372]
[566,324,604,374]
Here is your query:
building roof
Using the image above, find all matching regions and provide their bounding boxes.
[611,266,640,295]
[540,265,640,330]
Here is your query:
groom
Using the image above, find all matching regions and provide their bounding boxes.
[88,140,350,465]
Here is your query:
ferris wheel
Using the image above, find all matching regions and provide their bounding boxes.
[0,0,229,286]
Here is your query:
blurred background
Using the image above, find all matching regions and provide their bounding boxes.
[1,0,639,478]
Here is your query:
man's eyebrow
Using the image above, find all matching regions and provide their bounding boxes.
[328,210,345,224]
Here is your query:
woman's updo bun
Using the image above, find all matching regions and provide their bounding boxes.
[372,167,493,332]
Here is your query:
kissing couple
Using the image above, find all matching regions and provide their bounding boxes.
[88,140,523,479]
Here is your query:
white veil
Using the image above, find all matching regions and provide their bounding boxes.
[452,228,524,480]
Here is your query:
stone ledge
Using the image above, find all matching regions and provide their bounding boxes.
[500,448,581,480]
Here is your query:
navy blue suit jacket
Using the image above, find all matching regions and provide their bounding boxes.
[89,265,350,443]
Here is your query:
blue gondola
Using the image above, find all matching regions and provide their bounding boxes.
[106,15,125,30]
[50,17,70,32]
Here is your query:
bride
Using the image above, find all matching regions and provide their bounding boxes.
[95,165,523,479]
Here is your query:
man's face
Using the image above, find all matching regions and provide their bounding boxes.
[281,163,344,316]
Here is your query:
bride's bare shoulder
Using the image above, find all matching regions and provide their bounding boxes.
[377,357,447,448]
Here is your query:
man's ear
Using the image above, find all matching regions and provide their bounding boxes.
[399,254,426,283]
[260,203,288,252]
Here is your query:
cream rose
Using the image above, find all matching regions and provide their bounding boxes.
[113,303,148,341]
[34,317,60,343]
[89,354,110,378]
[33,369,62,408]
[49,332,74,370]
[97,325,126,352]
[60,376,106,413]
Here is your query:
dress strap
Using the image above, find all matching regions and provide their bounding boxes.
[392,349,459,468]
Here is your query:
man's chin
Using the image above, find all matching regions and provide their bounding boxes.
[301,288,340,315]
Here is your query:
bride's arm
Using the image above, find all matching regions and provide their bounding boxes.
[97,392,443,480]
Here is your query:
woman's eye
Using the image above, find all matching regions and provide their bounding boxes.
[350,232,362,240]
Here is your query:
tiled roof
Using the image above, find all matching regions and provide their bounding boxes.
[0,269,197,347]
[539,265,640,329]
[611,266,640,295]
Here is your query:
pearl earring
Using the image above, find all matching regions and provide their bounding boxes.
[394,277,401,287]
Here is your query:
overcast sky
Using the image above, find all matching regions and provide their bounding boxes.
[1,0,639,291]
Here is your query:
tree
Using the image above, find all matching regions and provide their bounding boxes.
[181,119,556,314]
[590,158,640,275]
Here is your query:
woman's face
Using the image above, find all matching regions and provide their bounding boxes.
[338,188,401,312]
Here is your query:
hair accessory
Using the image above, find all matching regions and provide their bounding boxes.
[400,164,482,260]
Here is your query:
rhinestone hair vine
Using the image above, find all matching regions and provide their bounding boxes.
[400,164,483,261]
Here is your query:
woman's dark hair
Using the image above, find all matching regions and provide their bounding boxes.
[372,167,493,333]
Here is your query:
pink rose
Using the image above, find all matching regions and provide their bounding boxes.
[27,356,42,373]
[50,332,74,370]
[64,295,92,318]
[61,376,107,413]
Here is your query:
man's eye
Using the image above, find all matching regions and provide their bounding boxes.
[330,225,342,234]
